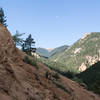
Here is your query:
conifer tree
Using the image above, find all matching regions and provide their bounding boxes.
[0,7,7,27]
[23,34,36,53]
[12,30,25,46]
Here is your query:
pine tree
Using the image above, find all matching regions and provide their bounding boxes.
[23,34,36,53]
[12,30,25,46]
[0,7,7,27]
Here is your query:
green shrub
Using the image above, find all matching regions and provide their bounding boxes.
[52,73,60,80]
[45,71,49,79]
[72,77,83,84]
[23,56,38,69]
[53,93,57,99]
[45,71,60,81]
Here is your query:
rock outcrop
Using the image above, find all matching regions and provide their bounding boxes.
[79,63,87,72]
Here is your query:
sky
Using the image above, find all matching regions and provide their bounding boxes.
[0,0,100,48]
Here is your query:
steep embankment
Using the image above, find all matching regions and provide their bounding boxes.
[0,24,99,100]
[49,32,100,72]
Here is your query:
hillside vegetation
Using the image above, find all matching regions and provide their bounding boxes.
[48,32,100,73]
[77,61,100,94]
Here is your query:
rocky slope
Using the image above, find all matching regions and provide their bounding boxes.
[0,24,100,100]
[49,32,100,72]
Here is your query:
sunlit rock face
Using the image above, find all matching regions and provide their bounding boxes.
[79,63,87,72]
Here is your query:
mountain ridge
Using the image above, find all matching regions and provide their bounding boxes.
[37,45,69,58]
[47,32,100,73]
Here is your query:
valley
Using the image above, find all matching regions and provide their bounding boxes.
[38,32,100,73]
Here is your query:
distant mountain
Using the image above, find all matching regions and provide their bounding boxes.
[36,45,69,58]
[49,45,69,57]
[36,47,50,57]
[46,48,54,52]
[77,61,100,94]
[49,32,100,72]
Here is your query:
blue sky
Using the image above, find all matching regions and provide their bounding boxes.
[0,0,100,48]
